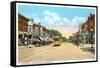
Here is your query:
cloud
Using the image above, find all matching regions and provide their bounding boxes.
[62,16,86,28]
[42,10,86,29]
[43,11,61,27]
[71,16,86,28]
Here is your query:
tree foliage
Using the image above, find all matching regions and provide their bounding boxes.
[61,37,67,42]
[49,29,62,38]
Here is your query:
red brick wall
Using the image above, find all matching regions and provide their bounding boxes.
[18,18,28,32]
[87,15,95,32]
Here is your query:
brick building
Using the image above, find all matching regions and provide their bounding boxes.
[18,14,29,46]
[79,14,95,44]
[18,14,52,46]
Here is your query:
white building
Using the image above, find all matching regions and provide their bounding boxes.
[28,20,33,45]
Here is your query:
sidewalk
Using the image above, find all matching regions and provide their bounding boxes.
[79,44,95,54]
[79,44,95,48]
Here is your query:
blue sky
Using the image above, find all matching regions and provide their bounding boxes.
[18,4,96,38]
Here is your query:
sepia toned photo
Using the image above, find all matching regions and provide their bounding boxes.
[10,1,98,66]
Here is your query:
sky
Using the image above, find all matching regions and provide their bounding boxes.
[18,3,96,38]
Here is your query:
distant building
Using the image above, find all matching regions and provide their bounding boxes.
[42,27,49,37]
[32,23,49,37]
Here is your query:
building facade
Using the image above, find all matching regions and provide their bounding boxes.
[79,14,95,44]
[28,20,33,45]
[18,14,52,46]
[18,14,29,46]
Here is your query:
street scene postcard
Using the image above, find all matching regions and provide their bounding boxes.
[16,2,97,66]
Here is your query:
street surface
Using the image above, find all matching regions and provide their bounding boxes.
[18,42,95,64]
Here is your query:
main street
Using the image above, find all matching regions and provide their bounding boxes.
[18,42,95,64]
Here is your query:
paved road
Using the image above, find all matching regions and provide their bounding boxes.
[18,42,95,64]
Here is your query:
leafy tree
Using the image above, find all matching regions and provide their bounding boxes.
[68,36,75,43]
[49,29,62,38]
[62,37,67,42]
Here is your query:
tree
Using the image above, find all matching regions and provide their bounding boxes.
[49,29,62,38]
[68,36,74,43]
[61,37,67,42]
